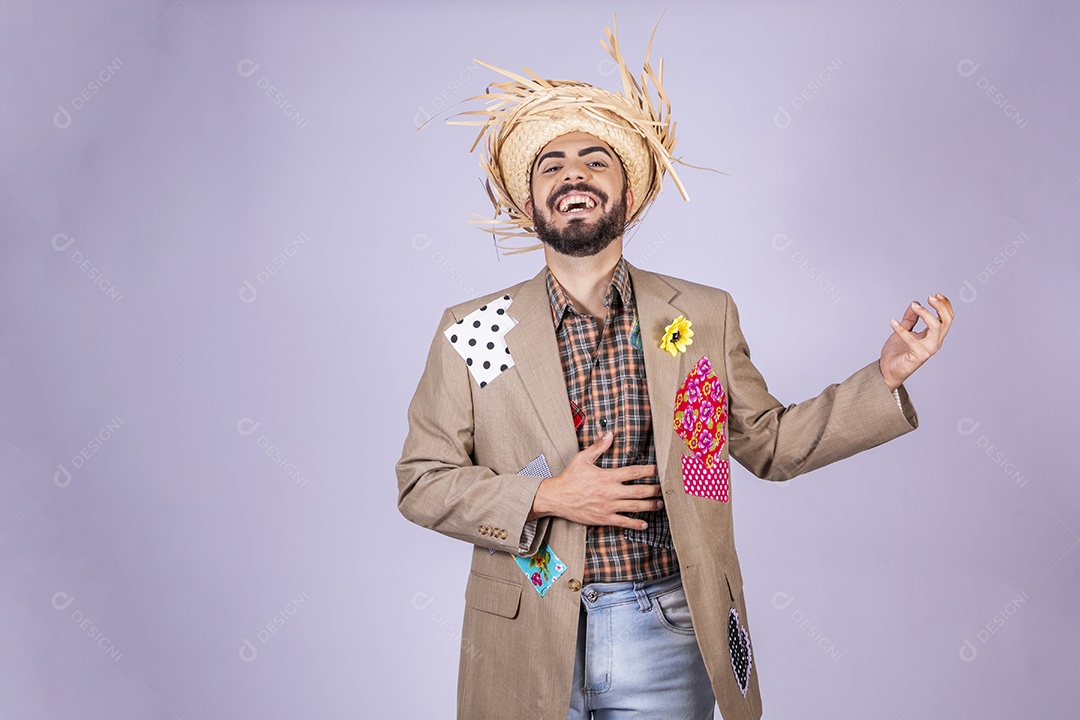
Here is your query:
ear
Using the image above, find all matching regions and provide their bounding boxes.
[524,196,534,220]
[623,186,635,221]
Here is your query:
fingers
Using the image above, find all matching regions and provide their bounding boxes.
[578,436,656,479]
[929,293,954,337]
[566,435,664,530]
[911,293,954,336]
[632,481,663,497]
[898,300,938,334]
[889,317,929,358]
[898,294,954,333]
[897,301,922,331]
[934,292,954,317]
[607,513,651,531]
[600,468,662,530]
[614,498,665,513]
[611,464,658,483]
[607,500,664,530]
[891,293,954,352]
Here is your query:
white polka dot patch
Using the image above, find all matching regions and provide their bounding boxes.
[727,607,753,697]
[681,454,730,503]
[443,294,519,388]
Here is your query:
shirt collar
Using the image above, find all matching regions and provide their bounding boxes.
[546,257,635,326]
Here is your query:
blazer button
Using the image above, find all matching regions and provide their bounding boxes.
[567,579,582,592]
[499,529,507,539]
[478,525,487,536]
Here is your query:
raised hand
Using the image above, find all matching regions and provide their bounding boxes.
[879,293,954,392]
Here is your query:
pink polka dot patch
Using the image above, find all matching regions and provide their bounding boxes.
[682,454,730,503]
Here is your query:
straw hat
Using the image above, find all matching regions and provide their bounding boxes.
[450,20,691,253]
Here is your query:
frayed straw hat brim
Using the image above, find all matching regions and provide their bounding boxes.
[449,19,691,254]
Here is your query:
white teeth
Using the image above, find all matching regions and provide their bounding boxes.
[558,195,598,212]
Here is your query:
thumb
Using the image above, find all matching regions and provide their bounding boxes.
[584,431,614,463]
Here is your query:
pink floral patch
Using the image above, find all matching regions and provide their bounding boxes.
[674,355,730,502]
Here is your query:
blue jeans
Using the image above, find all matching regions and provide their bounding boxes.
[566,573,717,719]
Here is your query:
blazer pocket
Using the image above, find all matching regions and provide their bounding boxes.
[465,572,522,619]
[724,571,737,602]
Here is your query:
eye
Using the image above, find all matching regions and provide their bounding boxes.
[541,164,561,174]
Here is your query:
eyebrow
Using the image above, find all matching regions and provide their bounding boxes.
[534,146,613,168]
[578,146,612,159]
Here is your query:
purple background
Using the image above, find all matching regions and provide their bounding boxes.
[2,1,1076,717]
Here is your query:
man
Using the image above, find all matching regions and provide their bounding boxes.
[397,22,952,720]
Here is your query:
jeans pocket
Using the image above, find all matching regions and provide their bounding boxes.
[653,586,696,635]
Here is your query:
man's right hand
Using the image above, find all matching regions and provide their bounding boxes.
[528,432,662,530]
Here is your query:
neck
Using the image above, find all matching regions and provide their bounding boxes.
[543,239,623,318]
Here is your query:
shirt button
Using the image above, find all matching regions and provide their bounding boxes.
[567,579,582,592]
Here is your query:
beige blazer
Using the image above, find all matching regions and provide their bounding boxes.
[397,263,918,720]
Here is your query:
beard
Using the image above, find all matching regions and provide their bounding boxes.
[531,182,628,258]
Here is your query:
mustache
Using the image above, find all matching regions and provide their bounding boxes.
[546,183,609,212]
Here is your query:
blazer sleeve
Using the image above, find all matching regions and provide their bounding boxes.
[722,292,919,481]
[396,308,549,556]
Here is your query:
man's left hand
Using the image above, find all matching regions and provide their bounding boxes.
[879,293,954,392]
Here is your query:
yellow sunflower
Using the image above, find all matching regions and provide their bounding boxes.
[660,315,693,357]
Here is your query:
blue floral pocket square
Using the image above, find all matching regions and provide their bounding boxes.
[514,455,564,596]
[514,545,566,597]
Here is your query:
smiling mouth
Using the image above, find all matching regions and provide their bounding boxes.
[556,194,598,213]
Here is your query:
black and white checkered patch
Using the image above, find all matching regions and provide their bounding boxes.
[517,454,552,479]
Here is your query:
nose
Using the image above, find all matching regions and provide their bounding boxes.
[561,159,590,183]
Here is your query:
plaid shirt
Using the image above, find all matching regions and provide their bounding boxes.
[547,259,679,584]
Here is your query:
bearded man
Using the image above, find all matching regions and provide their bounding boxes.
[397,21,952,720]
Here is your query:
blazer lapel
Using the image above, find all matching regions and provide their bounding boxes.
[626,262,689,489]
[504,268,580,470]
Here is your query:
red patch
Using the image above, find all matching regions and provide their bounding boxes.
[570,399,586,430]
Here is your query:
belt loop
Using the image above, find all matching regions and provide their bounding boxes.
[633,581,651,612]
